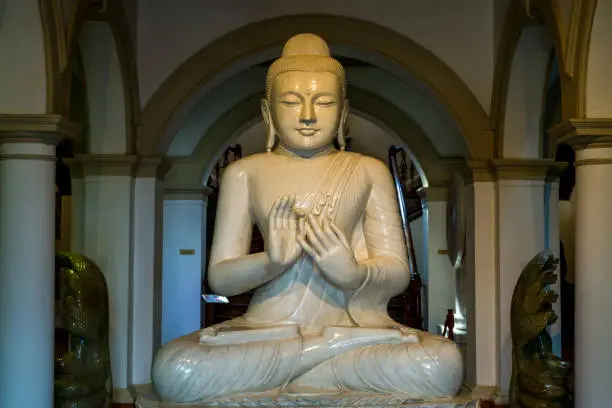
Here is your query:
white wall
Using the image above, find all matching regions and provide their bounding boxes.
[497,179,547,391]
[136,0,495,112]
[423,201,456,332]
[162,200,206,344]
[0,0,47,113]
[79,175,134,397]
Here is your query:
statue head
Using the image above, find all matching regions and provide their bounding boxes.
[262,33,349,154]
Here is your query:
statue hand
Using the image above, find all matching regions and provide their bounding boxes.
[267,195,303,274]
[297,215,366,290]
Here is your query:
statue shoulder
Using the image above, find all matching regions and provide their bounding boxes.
[220,153,271,181]
[357,155,393,184]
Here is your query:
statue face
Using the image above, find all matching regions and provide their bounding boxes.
[271,71,343,152]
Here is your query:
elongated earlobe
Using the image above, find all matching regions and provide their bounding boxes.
[261,99,275,152]
[338,99,350,151]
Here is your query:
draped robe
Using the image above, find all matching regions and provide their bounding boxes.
[152,150,463,403]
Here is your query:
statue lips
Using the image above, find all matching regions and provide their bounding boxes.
[297,128,318,136]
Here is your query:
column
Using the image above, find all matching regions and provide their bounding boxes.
[68,154,139,404]
[129,158,169,392]
[0,116,78,408]
[557,120,612,407]
[162,185,212,344]
[493,159,563,395]
[464,163,498,393]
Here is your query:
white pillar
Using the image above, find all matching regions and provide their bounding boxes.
[0,124,70,408]
[129,158,168,390]
[464,167,499,391]
[573,144,612,407]
[68,154,138,404]
[162,185,211,344]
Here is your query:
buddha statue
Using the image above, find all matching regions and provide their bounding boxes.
[152,33,463,404]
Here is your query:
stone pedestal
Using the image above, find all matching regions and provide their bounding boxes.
[135,390,482,408]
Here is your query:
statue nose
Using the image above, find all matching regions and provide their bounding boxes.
[299,103,316,125]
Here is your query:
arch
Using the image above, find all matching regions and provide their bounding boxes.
[0,0,48,113]
[564,0,597,119]
[165,86,454,189]
[585,0,612,117]
[61,0,139,153]
[138,14,492,159]
[502,25,554,158]
[491,0,567,157]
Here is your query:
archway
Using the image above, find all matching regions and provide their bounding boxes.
[490,1,567,393]
[138,14,492,159]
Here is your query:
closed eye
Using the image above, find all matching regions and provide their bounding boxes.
[280,101,301,106]
[316,101,336,107]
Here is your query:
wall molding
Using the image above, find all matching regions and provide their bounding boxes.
[549,118,612,149]
[136,156,172,180]
[66,154,140,177]
[0,114,81,144]
[164,184,213,201]
[467,159,566,182]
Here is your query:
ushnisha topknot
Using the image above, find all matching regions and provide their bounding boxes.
[266,33,346,100]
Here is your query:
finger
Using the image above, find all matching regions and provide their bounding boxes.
[297,217,306,237]
[305,223,325,256]
[308,214,333,250]
[280,195,292,229]
[329,222,350,247]
[289,203,299,229]
[322,218,340,247]
[297,235,318,260]
[278,196,289,228]
[285,195,297,229]
[269,198,282,229]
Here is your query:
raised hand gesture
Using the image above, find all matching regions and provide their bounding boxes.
[297,215,366,290]
[267,195,304,273]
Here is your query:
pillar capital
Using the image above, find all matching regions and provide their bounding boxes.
[466,159,566,182]
[549,118,612,150]
[65,154,140,178]
[136,157,172,180]
[66,155,173,179]
[466,160,496,182]
[164,184,213,201]
[0,114,80,145]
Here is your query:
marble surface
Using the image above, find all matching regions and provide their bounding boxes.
[136,391,481,408]
[151,33,463,403]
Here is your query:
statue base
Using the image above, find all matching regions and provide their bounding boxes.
[135,389,482,408]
